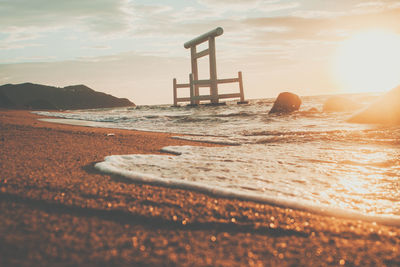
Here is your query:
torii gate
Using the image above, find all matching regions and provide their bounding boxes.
[173,27,247,106]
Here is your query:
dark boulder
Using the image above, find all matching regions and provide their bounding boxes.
[323,96,363,112]
[349,85,400,125]
[269,92,301,114]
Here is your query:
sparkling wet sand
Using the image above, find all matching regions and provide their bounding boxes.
[0,110,399,266]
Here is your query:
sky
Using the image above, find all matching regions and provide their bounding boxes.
[1,0,400,105]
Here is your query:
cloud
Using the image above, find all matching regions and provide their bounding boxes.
[0,42,41,51]
[291,10,346,19]
[3,28,41,42]
[198,0,261,10]
[2,0,400,104]
[0,0,133,34]
[353,0,400,11]
[259,1,300,13]
[204,5,400,65]
[242,6,400,41]
[115,0,400,57]
[198,0,300,13]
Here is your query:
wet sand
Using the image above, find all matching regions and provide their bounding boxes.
[0,109,399,266]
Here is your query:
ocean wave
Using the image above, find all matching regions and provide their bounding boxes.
[94,145,400,227]
[37,96,400,224]
[214,111,256,118]
[175,116,225,123]
[171,136,241,146]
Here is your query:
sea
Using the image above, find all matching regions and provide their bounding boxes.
[35,93,400,226]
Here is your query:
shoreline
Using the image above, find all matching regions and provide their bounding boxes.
[1,110,399,266]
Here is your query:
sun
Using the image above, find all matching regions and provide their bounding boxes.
[333,29,400,94]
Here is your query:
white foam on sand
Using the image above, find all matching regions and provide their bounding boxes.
[38,118,115,128]
[94,145,400,227]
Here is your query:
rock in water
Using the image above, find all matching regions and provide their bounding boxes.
[269,92,301,114]
[349,85,400,125]
[323,96,363,112]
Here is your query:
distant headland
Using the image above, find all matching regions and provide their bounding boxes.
[0,83,135,110]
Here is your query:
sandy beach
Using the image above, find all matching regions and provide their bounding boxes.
[0,109,399,266]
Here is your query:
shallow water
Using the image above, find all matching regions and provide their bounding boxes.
[36,94,400,224]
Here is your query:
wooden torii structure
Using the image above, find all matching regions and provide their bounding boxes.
[173,27,247,106]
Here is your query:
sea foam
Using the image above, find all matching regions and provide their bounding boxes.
[95,144,400,227]
[36,96,400,226]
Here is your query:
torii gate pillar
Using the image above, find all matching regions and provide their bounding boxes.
[184,27,223,104]
[173,27,247,106]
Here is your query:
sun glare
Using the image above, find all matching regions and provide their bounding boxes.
[334,29,400,94]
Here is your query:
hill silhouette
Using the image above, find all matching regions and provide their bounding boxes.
[0,83,135,110]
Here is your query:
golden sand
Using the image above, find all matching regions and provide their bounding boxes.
[0,110,399,266]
